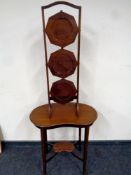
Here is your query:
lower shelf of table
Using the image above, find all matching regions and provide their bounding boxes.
[53,141,75,152]
[46,141,83,162]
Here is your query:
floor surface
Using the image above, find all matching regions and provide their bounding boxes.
[0,142,131,175]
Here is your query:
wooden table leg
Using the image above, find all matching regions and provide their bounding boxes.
[78,127,82,151]
[0,141,1,154]
[41,128,47,175]
[83,126,89,175]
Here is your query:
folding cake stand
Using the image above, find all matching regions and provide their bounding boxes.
[30,2,97,175]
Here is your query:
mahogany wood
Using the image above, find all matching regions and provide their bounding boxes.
[29,2,98,175]
[53,142,75,152]
[48,49,77,78]
[0,142,1,154]
[0,126,2,154]
[41,128,47,175]
[78,128,82,151]
[30,103,97,129]
[42,1,81,10]
[83,127,89,175]
[50,79,77,104]
[46,11,78,47]
[41,2,81,107]
[41,8,51,111]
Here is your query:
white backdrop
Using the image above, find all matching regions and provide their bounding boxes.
[0,0,131,141]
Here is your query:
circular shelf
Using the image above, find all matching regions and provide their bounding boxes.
[48,49,77,78]
[46,11,78,47]
[50,79,77,104]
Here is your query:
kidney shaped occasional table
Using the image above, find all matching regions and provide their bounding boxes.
[30,102,97,175]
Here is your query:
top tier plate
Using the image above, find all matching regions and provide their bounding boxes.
[45,11,78,47]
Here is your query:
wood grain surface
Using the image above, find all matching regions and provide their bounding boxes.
[53,142,75,152]
[30,103,97,128]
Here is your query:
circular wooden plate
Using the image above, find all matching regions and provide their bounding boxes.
[48,49,77,78]
[50,79,77,104]
[46,11,78,47]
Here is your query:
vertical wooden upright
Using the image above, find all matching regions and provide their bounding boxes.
[0,126,2,154]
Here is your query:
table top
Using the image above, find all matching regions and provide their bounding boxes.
[30,103,97,129]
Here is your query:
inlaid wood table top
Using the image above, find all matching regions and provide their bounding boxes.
[30,103,97,129]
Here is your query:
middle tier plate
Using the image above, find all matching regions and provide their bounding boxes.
[48,49,77,78]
